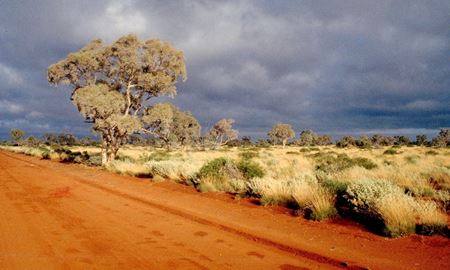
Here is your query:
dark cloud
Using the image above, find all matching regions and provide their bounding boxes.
[0,0,449,140]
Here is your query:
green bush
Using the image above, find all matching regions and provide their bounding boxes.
[196,158,242,192]
[85,154,102,166]
[41,150,51,159]
[314,153,377,173]
[239,151,259,160]
[198,158,232,180]
[236,160,265,180]
[321,179,348,194]
[309,207,337,221]
[196,157,265,193]
[352,157,378,170]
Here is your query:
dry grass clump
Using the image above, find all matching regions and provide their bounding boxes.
[247,177,337,220]
[247,178,297,207]
[0,145,49,158]
[292,182,337,220]
[106,159,151,177]
[145,159,202,182]
[344,178,415,237]
[415,199,448,235]
[374,193,417,237]
[426,168,450,192]
[344,178,448,237]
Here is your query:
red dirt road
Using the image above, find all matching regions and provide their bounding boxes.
[0,150,449,270]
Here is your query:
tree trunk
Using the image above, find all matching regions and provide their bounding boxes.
[282,139,287,148]
[101,138,108,166]
[108,138,120,163]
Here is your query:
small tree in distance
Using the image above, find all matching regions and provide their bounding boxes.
[207,119,238,147]
[432,128,449,147]
[9,128,25,145]
[297,130,316,146]
[142,103,201,149]
[415,134,428,146]
[268,123,295,148]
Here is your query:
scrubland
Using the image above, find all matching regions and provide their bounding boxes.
[2,144,449,238]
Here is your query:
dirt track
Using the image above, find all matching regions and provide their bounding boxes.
[0,150,449,270]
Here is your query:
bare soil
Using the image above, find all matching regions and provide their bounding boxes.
[0,150,448,270]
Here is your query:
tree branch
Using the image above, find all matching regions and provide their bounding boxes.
[124,81,132,115]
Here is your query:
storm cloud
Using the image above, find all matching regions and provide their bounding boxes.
[0,0,449,139]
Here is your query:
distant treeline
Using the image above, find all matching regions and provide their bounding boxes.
[3,127,449,149]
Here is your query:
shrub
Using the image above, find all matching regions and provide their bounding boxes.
[72,151,90,164]
[321,179,348,194]
[404,155,418,164]
[199,158,233,180]
[336,136,355,148]
[255,139,271,148]
[352,157,378,170]
[196,158,245,193]
[236,160,265,180]
[343,179,448,237]
[314,153,377,173]
[425,150,438,156]
[343,179,403,236]
[85,154,102,166]
[139,151,174,162]
[239,151,259,160]
[383,148,399,155]
[41,148,51,159]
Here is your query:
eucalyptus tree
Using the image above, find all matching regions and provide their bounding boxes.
[48,34,187,164]
[9,128,25,144]
[206,119,238,147]
[268,123,295,148]
[142,103,200,149]
[297,129,317,146]
[432,128,449,147]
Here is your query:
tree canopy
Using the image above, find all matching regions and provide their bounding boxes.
[206,119,238,147]
[267,123,295,148]
[48,34,187,164]
[9,128,25,144]
[142,103,201,149]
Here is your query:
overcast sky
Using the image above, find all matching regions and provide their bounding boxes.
[0,0,449,140]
